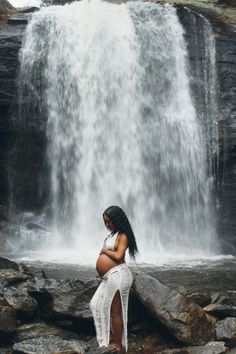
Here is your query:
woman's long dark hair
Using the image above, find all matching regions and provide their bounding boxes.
[103,205,138,259]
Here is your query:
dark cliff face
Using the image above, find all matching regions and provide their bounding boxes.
[0,17,49,212]
[0,3,235,250]
[0,23,25,206]
[176,5,236,252]
[215,24,236,252]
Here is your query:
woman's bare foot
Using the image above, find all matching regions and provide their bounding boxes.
[108,343,124,352]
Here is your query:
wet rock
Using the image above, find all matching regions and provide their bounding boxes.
[186,292,212,307]
[133,274,215,345]
[26,222,48,232]
[165,341,227,354]
[27,277,61,292]
[211,292,225,304]
[18,263,47,279]
[7,13,31,25]
[175,285,188,296]
[27,277,98,321]
[0,303,17,333]
[83,336,100,353]
[20,7,40,13]
[0,291,9,305]
[0,270,31,287]
[4,287,38,317]
[132,341,227,354]
[16,321,83,342]
[13,335,89,354]
[186,341,227,354]
[0,257,19,270]
[216,317,236,346]
[160,341,227,354]
[49,278,98,318]
[211,291,236,306]
[204,303,236,318]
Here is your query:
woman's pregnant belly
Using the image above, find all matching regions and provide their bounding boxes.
[96,254,120,277]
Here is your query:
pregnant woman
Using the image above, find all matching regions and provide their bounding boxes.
[90,205,138,353]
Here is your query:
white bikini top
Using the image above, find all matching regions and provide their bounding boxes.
[103,231,119,250]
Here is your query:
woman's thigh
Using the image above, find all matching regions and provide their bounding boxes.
[111,290,122,315]
[119,268,133,290]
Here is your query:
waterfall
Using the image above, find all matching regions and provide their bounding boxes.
[11,0,220,264]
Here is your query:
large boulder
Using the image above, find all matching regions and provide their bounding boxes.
[4,286,38,317]
[27,277,98,324]
[133,274,216,345]
[13,335,89,354]
[0,265,37,319]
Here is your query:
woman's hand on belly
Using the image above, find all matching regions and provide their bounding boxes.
[100,247,125,263]
[96,234,128,276]
[101,234,128,262]
[96,254,119,276]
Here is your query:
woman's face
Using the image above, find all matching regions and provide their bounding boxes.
[103,213,115,231]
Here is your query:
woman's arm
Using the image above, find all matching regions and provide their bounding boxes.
[100,233,128,262]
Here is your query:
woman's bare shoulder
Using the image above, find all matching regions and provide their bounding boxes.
[118,232,128,243]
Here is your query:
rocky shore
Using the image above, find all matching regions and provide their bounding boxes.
[0,256,236,353]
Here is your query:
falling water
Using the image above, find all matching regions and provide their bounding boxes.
[13,0,220,264]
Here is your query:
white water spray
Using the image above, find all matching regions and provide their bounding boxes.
[16,0,220,264]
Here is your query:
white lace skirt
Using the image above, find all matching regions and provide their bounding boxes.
[89,263,133,352]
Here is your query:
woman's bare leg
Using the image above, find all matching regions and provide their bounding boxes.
[110,290,123,351]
